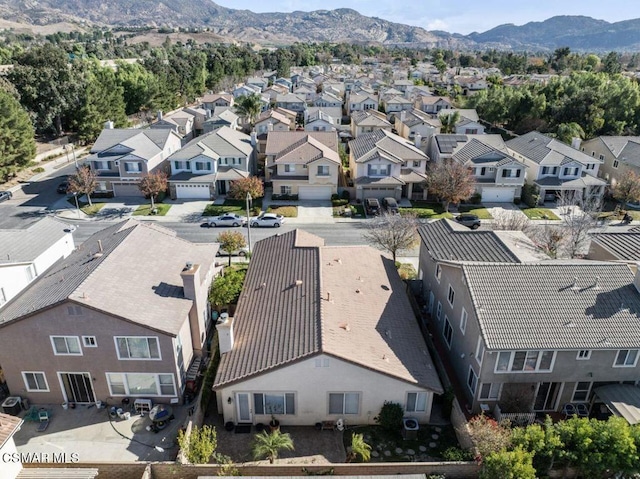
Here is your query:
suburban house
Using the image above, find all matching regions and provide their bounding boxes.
[347,93,379,115]
[0,220,219,406]
[150,110,195,141]
[587,226,640,264]
[429,134,527,203]
[382,96,414,119]
[418,96,454,114]
[350,110,392,138]
[201,93,234,111]
[455,76,488,96]
[275,93,307,118]
[274,77,293,91]
[506,131,607,204]
[264,131,341,200]
[293,85,317,103]
[314,92,343,108]
[183,106,208,136]
[393,79,415,94]
[348,129,429,201]
[213,230,443,426]
[232,84,260,98]
[395,109,440,141]
[246,76,268,92]
[167,126,255,199]
[304,110,339,132]
[87,125,182,197]
[580,136,640,193]
[255,109,292,135]
[0,218,74,309]
[418,218,640,417]
[263,84,289,101]
[202,108,240,134]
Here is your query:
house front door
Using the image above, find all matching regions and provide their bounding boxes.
[218,180,227,195]
[59,372,96,404]
[533,382,562,412]
[236,393,252,423]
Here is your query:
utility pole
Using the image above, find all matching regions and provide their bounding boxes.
[246,192,252,253]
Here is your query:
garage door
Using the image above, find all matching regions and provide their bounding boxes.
[175,184,211,199]
[298,186,332,200]
[113,182,142,197]
[363,187,397,200]
[481,187,515,203]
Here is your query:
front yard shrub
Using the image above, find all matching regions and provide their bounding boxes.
[331,193,340,200]
[442,446,474,461]
[271,193,299,201]
[340,189,351,200]
[522,183,540,208]
[469,192,482,204]
[480,447,536,479]
[374,401,404,432]
[331,199,348,207]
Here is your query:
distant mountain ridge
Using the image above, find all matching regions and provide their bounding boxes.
[1,1,640,51]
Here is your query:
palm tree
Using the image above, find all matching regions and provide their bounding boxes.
[235,93,263,128]
[251,430,295,464]
[439,111,460,134]
[346,432,372,463]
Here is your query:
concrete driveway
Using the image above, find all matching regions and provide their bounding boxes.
[293,201,334,224]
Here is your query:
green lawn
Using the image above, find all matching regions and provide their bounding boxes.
[458,205,493,219]
[203,198,263,216]
[520,208,561,220]
[132,204,171,216]
[80,203,106,215]
[267,205,298,217]
[399,201,454,219]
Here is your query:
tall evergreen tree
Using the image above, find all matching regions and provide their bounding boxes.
[0,88,36,181]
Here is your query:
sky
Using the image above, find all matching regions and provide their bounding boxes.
[214,0,640,35]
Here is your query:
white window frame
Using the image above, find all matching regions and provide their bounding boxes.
[495,350,556,373]
[106,372,176,397]
[467,367,478,395]
[614,349,639,368]
[475,337,485,366]
[22,371,49,392]
[479,383,501,400]
[460,308,468,334]
[406,391,428,413]
[436,301,442,321]
[447,285,455,307]
[328,392,360,415]
[443,315,453,348]
[284,164,295,173]
[253,392,296,415]
[572,381,592,402]
[413,160,421,167]
[576,350,591,360]
[124,162,141,173]
[280,185,292,196]
[82,336,97,348]
[50,336,82,356]
[317,165,330,176]
[114,336,161,361]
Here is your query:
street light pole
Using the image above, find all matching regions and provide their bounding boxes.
[73,192,80,218]
[246,192,252,253]
[71,144,78,168]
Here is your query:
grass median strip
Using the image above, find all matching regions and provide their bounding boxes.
[132,204,171,216]
[520,207,561,220]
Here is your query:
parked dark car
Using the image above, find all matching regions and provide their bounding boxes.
[0,190,13,203]
[56,181,69,194]
[365,198,381,216]
[455,213,481,229]
[382,197,399,215]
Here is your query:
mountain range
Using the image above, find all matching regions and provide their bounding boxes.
[1,0,640,51]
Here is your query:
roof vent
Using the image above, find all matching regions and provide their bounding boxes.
[571,277,579,291]
[339,322,350,331]
[593,276,600,290]
[295,279,303,286]
[355,289,361,294]
[334,258,342,264]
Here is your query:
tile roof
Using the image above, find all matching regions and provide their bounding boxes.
[214,230,442,392]
[418,219,521,263]
[590,229,640,261]
[506,131,597,166]
[0,218,72,265]
[349,130,429,163]
[0,413,22,450]
[351,110,392,127]
[597,136,640,157]
[168,126,253,162]
[265,131,338,156]
[89,129,177,162]
[463,261,640,350]
[0,220,217,336]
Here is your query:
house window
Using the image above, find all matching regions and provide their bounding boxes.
[475,337,485,366]
[563,167,579,176]
[280,186,292,195]
[613,160,619,168]
[467,367,478,395]
[115,337,161,360]
[436,301,442,321]
[254,393,296,415]
[94,161,110,170]
[317,165,330,176]
[460,308,468,334]
[195,161,211,171]
[329,392,360,415]
[598,154,604,160]
[22,372,49,392]
[501,169,521,178]
[435,264,442,282]
[576,350,591,360]
[495,350,555,373]
[315,358,330,367]
[614,349,639,367]
[465,128,478,134]
[106,372,176,396]
[586,163,595,170]
[443,316,453,348]
[406,392,428,412]
[447,285,455,306]
[479,383,501,400]
[284,164,295,173]
[480,167,486,176]
[51,336,82,356]
[572,381,592,402]
[124,162,141,173]
[368,164,390,177]
[413,161,421,167]
[82,336,97,348]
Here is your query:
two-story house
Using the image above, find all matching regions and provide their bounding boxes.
[275,94,307,121]
[350,110,392,138]
[262,84,290,101]
[201,93,234,111]
[314,92,343,109]
[293,85,317,103]
[150,110,195,142]
[202,108,240,134]
[246,77,268,92]
[395,109,440,141]
[382,96,414,120]
[304,110,339,132]
[348,129,429,201]
[418,96,454,115]
[167,126,255,199]
[506,131,606,204]
[213,230,443,427]
[87,125,182,197]
[0,220,219,406]
[580,136,640,198]
[255,110,293,135]
[347,93,379,115]
[265,131,340,200]
[430,134,526,203]
[418,219,640,417]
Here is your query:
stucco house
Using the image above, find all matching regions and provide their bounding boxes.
[167,126,255,199]
[418,219,640,416]
[348,129,429,201]
[150,110,195,141]
[506,131,606,204]
[0,218,75,310]
[87,125,182,197]
[314,92,343,108]
[0,220,219,406]
[255,110,292,135]
[418,96,454,115]
[201,93,234,111]
[304,110,339,132]
[213,230,443,426]
[429,134,526,203]
[347,93,379,115]
[275,94,307,116]
[265,131,341,200]
[0,413,23,479]
[350,110,392,138]
[579,136,640,195]
[395,109,440,141]
[587,226,640,264]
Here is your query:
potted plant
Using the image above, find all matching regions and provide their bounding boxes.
[269,414,280,432]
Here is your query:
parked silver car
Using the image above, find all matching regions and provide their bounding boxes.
[250,213,285,228]
[205,213,247,227]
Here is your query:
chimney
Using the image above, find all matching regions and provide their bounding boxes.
[181,263,207,355]
[216,315,234,353]
[250,131,257,146]
[206,109,212,119]
[414,133,422,149]
[104,120,114,129]
[157,110,163,122]
[571,137,582,150]
[181,262,198,300]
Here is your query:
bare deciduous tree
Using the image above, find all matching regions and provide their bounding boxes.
[529,224,565,258]
[491,209,531,232]
[426,160,475,212]
[67,165,98,206]
[138,171,168,210]
[362,212,419,262]
[557,192,602,258]
[612,171,640,206]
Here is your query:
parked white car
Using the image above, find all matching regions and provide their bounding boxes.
[206,213,247,227]
[250,213,285,228]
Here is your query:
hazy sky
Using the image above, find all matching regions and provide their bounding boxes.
[214,0,640,35]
